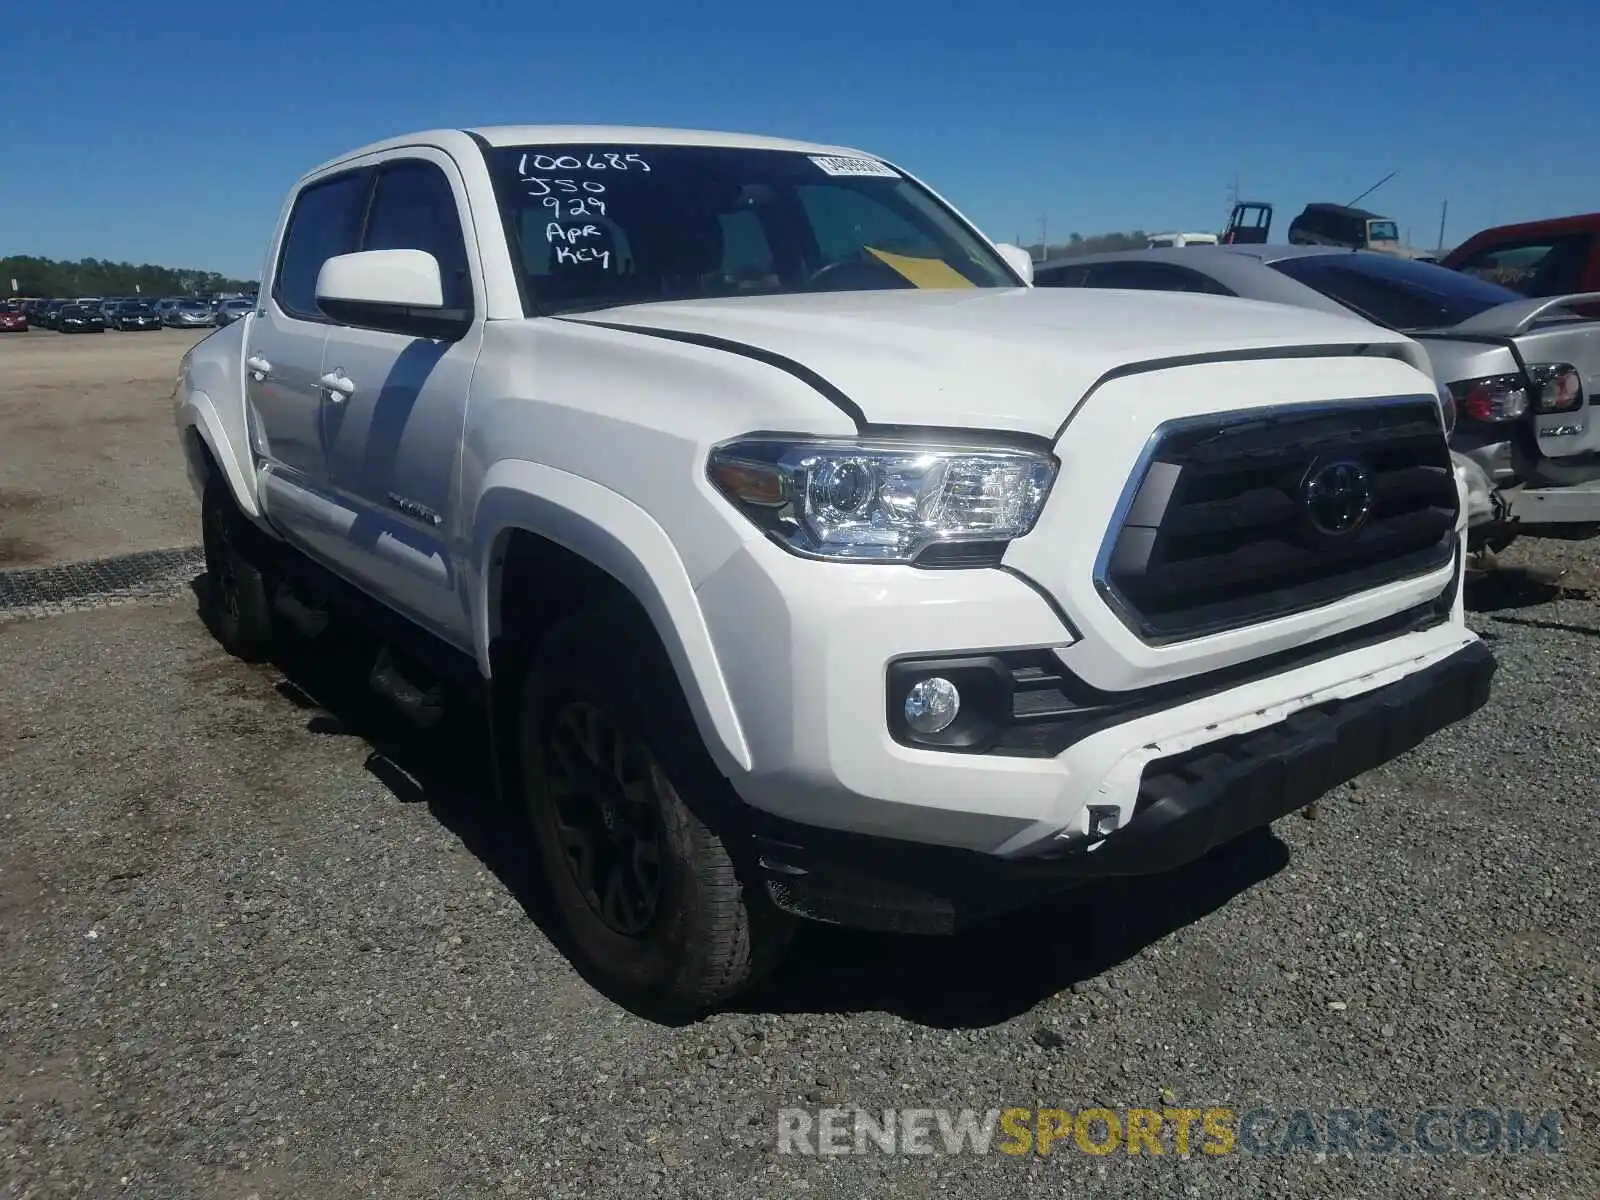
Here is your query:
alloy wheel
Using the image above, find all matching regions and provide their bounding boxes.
[543,700,667,937]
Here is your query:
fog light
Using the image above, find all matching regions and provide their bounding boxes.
[904,677,960,734]
[1087,805,1120,838]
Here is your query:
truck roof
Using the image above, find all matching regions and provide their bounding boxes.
[308,125,876,176]
[1301,202,1389,221]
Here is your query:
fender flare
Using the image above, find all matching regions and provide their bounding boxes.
[177,388,263,519]
[470,460,753,775]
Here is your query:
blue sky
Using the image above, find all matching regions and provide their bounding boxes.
[4,0,1596,279]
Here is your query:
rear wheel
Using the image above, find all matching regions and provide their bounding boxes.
[519,607,791,1016]
[200,482,275,662]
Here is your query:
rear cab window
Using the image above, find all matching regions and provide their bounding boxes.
[1366,219,1400,244]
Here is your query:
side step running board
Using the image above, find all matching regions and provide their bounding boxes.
[369,644,445,729]
[272,586,330,638]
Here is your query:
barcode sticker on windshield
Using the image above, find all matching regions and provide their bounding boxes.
[809,155,899,178]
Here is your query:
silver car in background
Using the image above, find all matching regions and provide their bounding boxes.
[166,299,216,329]
[213,297,255,327]
[1034,246,1600,550]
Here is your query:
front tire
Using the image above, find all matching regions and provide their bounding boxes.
[200,482,275,662]
[519,608,791,1016]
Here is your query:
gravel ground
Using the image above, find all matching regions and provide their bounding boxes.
[0,536,1595,1198]
[0,328,206,568]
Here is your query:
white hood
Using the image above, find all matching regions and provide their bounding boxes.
[565,287,1413,436]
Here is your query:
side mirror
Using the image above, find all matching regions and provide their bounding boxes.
[994,243,1035,286]
[314,249,469,340]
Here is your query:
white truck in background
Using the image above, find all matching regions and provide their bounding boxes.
[174,125,1495,1015]
[1147,232,1219,248]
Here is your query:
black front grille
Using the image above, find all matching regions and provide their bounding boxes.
[1099,400,1458,642]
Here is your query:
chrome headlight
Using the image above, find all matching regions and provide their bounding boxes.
[708,436,1057,564]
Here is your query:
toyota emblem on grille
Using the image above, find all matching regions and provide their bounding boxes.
[1302,459,1373,537]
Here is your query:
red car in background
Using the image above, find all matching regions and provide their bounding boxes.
[0,302,27,332]
[1442,213,1600,316]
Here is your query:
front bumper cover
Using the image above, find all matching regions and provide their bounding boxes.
[751,640,1495,934]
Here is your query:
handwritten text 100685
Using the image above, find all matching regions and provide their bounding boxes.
[518,151,653,232]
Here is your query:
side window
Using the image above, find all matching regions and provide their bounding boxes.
[1170,265,1234,295]
[798,184,934,264]
[1452,234,1592,297]
[274,172,370,321]
[362,160,474,312]
[1032,263,1090,287]
[1082,261,1232,295]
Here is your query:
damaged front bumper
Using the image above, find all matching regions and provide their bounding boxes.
[752,639,1495,935]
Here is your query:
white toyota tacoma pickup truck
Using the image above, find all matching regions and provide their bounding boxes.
[175,125,1495,1014]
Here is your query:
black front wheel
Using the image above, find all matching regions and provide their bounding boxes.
[520,608,791,1016]
[200,483,275,662]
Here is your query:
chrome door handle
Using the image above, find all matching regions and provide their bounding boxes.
[319,370,356,402]
[245,355,271,380]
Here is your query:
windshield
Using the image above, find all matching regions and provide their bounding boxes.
[1269,252,1525,331]
[484,144,1019,315]
[1366,219,1400,243]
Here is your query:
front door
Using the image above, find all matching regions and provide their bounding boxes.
[318,153,483,651]
[247,168,370,558]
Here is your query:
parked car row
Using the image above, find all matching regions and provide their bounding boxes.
[5,294,258,333]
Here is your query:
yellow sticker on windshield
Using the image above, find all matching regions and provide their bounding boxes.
[865,247,976,289]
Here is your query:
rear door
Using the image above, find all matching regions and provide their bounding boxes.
[247,167,370,555]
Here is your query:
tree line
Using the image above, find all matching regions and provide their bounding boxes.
[1022,231,1153,262]
[3,255,257,298]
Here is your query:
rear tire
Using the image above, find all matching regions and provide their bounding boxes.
[200,482,275,662]
[519,606,791,1017]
